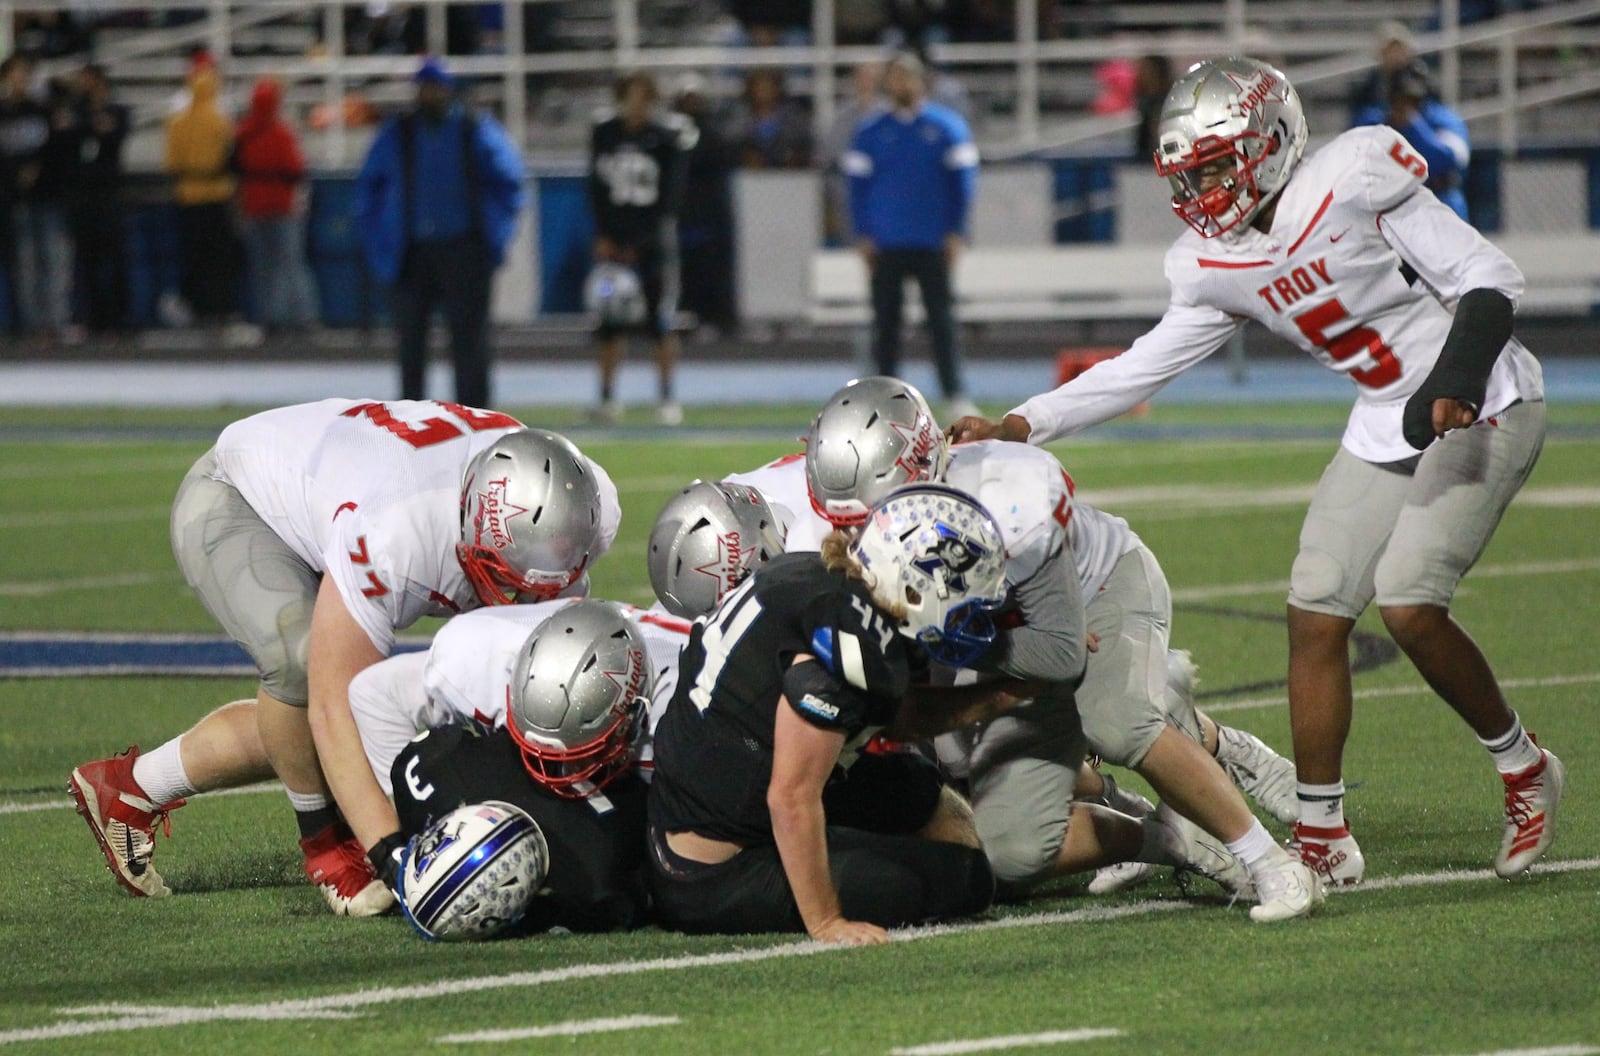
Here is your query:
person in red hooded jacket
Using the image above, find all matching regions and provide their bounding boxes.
[235,77,317,330]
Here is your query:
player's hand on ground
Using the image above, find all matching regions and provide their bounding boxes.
[810,916,890,946]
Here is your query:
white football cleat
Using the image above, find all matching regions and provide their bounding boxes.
[1215,724,1299,825]
[656,401,684,426]
[1290,822,1366,887]
[1247,845,1323,922]
[1495,746,1565,879]
[1088,860,1156,895]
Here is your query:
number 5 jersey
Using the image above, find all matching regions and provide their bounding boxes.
[1012,125,1543,464]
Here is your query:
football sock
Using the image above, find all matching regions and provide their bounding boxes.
[1226,820,1279,871]
[286,789,340,840]
[1136,814,1187,866]
[1296,780,1345,830]
[1479,711,1543,774]
[131,739,196,808]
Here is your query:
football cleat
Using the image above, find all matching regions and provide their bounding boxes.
[1290,822,1366,887]
[1158,802,1253,900]
[1247,845,1323,923]
[656,401,684,427]
[1095,770,1156,820]
[1495,746,1565,879]
[300,823,396,917]
[1215,724,1299,825]
[68,746,184,898]
[1087,860,1156,895]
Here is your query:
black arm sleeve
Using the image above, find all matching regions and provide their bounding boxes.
[1402,288,1515,450]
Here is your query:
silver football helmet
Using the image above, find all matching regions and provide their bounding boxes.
[1154,56,1308,239]
[805,376,949,528]
[506,599,649,797]
[648,479,787,619]
[583,262,647,328]
[458,429,605,606]
[849,483,1008,667]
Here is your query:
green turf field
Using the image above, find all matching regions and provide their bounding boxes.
[2,402,1597,1056]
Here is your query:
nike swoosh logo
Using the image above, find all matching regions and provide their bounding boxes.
[1330,228,1352,242]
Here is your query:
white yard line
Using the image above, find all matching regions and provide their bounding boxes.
[1431,1047,1600,1056]
[1,782,282,816]
[889,1028,1124,1055]
[4,859,1598,1047]
[1204,672,1600,715]
[435,1014,681,1044]
[0,571,173,598]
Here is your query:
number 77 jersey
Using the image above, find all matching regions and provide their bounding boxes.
[1023,125,1543,463]
[210,399,620,653]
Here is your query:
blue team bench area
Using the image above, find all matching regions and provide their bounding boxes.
[3,146,1598,334]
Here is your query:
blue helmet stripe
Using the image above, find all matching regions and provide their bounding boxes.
[412,815,537,929]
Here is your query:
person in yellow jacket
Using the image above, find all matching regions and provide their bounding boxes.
[165,65,242,327]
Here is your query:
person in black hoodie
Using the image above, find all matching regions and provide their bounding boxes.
[0,54,48,335]
[69,65,129,334]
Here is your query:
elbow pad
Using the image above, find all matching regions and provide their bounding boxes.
[1402,288,1513,450]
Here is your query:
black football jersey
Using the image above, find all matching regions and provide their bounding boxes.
[648,552,911,845]
[392,722,648,933]
[587,112,693,247]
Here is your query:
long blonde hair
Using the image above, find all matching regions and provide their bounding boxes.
[821,529,908,623]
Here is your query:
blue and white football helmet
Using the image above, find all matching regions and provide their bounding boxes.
[849,483,1008,667]
[398,800,549,942]
[584,262,647,328]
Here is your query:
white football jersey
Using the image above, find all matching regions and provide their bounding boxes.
[723,452,834,554]
[346,599,690,792]
[945,440,1137,598]
[1013,125,1543,464]
[210,399,620,653]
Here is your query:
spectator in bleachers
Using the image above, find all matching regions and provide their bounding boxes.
[0,53,49,336]
[725,67,813,170]
[845,51,978,419]
[1353,60,1470,221]
[235,77,318,332]
[355,57,525,408]
[822,60,885,245]
[673,75,738,337]
[728,0,813,47]
[11,10,94,60]
[1133,54,1174,158]
[165,63,242,330]
[29,72,82,341]
[587,70,695,424]
[68,64,129,334]
[1349,20,1418,123]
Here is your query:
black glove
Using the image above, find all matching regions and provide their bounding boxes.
[367,831,408,894]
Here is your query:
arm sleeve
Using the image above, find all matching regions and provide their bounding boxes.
[348,651,437,794]
[782,657,873,733]
[844,122,873,239]
[324,513,402,655]
[353,124,392,229]
[944,120,979,238]
[1009,297,1240,444]
[981,541,1087,685]
[1377,186,1524,308]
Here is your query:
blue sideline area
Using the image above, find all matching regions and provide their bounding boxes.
[2,147,1598,331]
[0,633,425,679]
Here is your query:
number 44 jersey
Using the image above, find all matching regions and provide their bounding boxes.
[1013,125,1543,463]
[209,399,620,653]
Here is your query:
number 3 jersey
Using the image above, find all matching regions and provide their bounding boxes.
[1013,125,1543,464]
[648,552,911,845]
[207,398,621,654]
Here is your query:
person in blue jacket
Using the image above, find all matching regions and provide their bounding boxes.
[1353,60,1470,221]
[844,51,979,419]
[355,57,525,408]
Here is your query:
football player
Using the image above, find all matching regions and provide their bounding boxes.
[648,485,1022,945]
[588,70,697,425]
[376,600,666,933]
[807,377,1317,921]
[949,57,1563,885]
[67,400,618,914]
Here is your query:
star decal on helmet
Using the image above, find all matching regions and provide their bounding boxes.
[1224,66,1286,117]
[599,647,649,704]
[472,475,530,552]
[692,531,748,597]
[887,415,937,482]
